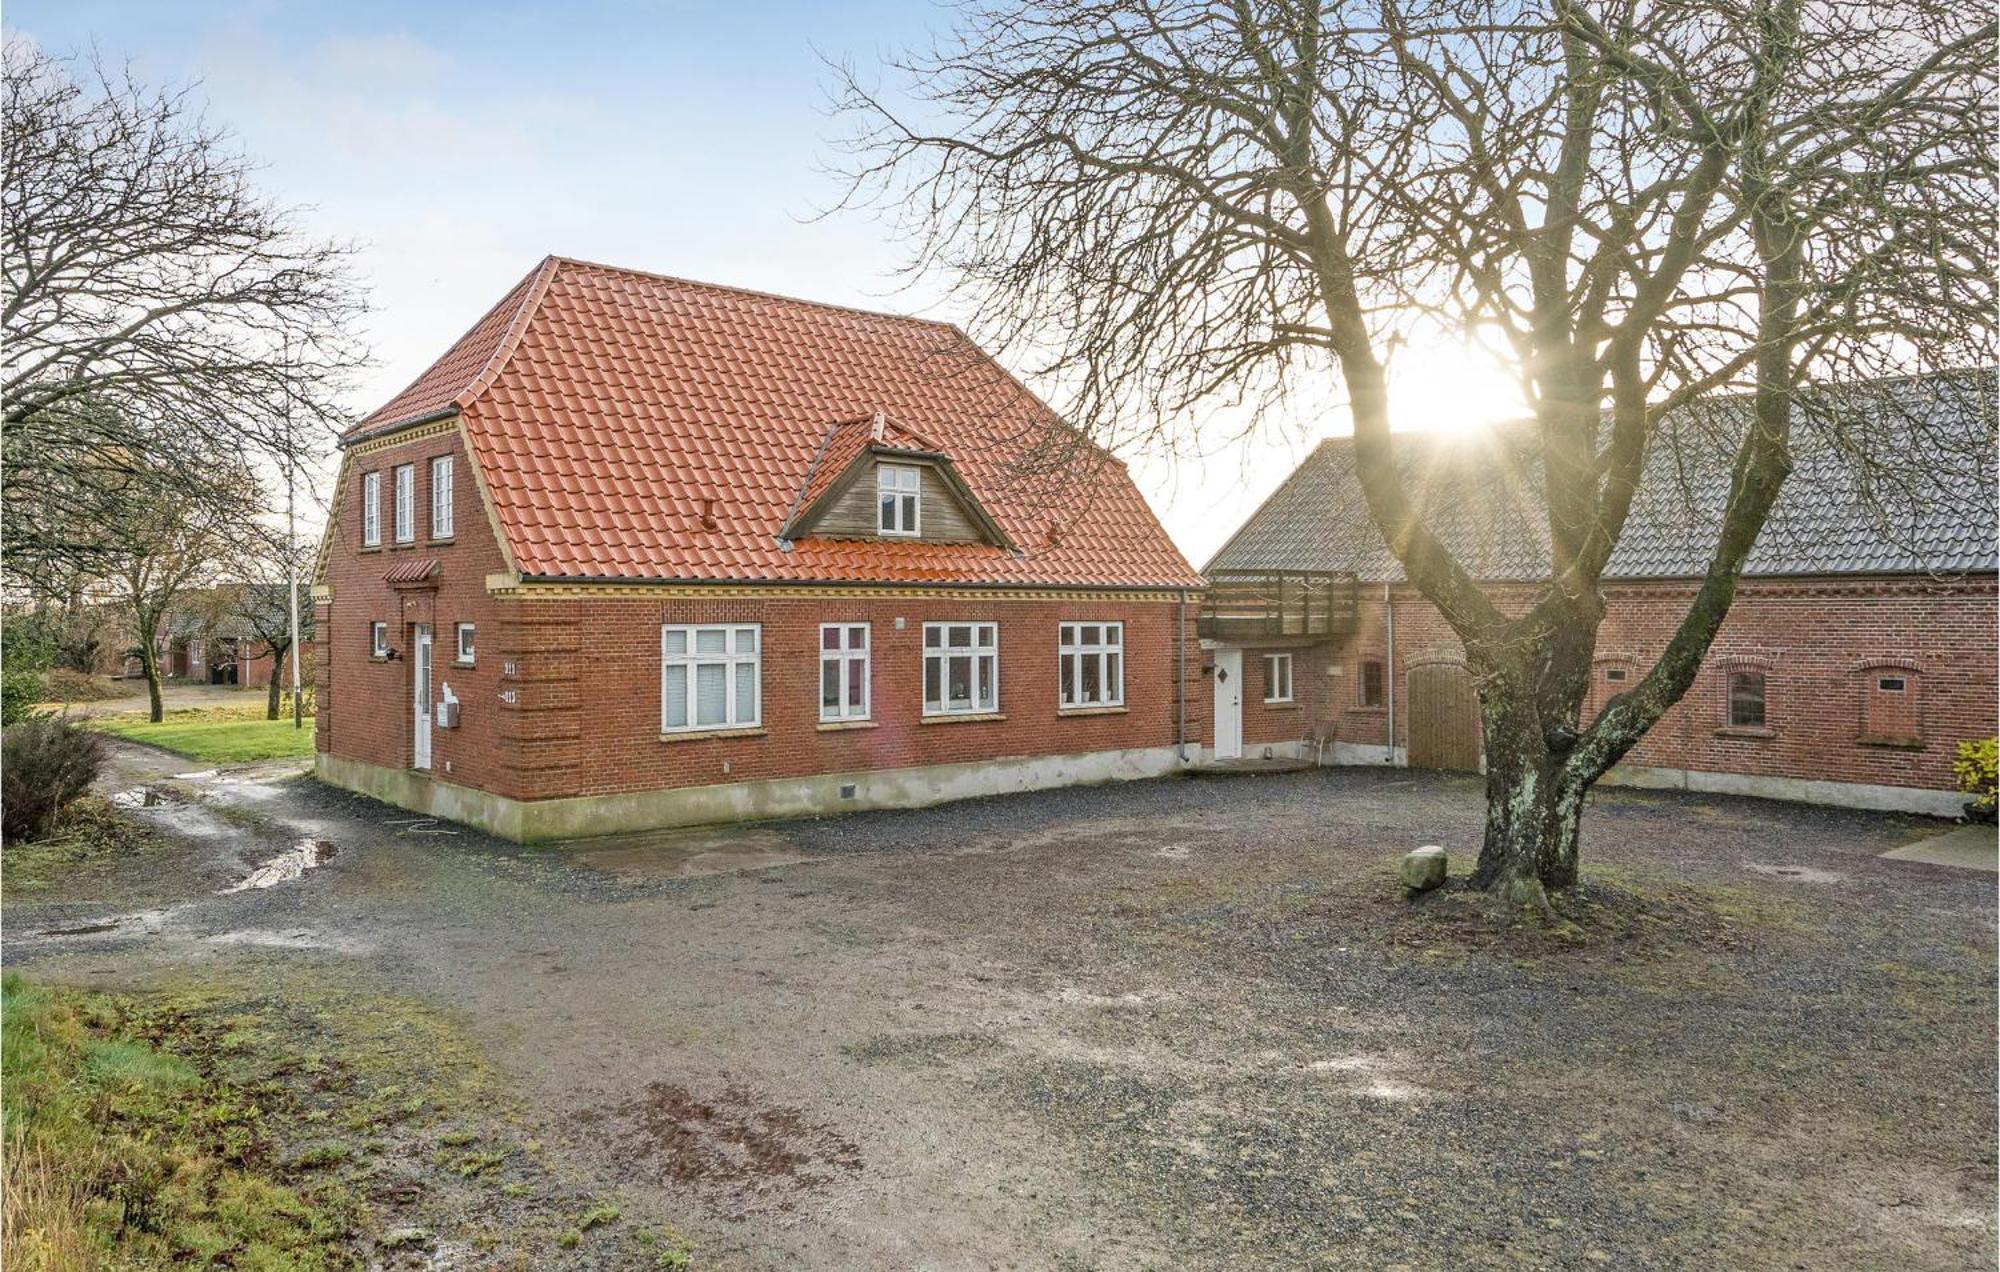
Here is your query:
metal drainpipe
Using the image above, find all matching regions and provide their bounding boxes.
[1383,582,1396,765]
[1176,590,1188,762]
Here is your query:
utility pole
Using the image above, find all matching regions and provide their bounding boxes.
[288,457,302,729]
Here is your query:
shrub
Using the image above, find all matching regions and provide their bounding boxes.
[1954,738,1998,824]
[2,617,56,724]
[2,717,105,843]
[0,671,42,725]
[276,685,317,718]
[40,669,131,704]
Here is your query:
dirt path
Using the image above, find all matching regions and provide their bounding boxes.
[6,748,1994,1269]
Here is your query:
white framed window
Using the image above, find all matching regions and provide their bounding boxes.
[393,464,415,543]
[430,456,454,538]
[923,622,998,716]
[661,624,760,733]
[1264,653,1294,703]
[877,463,921,536]
[361,471,382,546]
[1059,622,1123,708]
[455,622,475,665]
[371,621,389,658]
[819,623,870,721]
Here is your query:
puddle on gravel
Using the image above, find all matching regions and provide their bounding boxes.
[1747,862,1847,884]
[110,785,184,808]
[221,839,337,893]
[38,907,180,938]
[204,928,371,954]
[587,1081,862,1214]
[561,827,811,882]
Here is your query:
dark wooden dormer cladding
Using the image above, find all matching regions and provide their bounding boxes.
[780,412,1014,549]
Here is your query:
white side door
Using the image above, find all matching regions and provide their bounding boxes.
[412,625,433,771]
[1213,647,1243,759]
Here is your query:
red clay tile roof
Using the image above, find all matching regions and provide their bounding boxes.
[383,558,440,584]
[349,257,1201,588]
[353,260,554,437]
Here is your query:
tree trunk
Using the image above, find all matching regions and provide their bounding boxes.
[138,641,164,723]
[1467,674,1587,908]
[265,645,285,720]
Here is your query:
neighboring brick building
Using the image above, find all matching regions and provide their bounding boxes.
[1201,375,1997,816]
[313,256,1206,840]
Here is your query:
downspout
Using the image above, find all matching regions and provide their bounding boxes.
[1176,590,1189,763]
[1383,582,1396,765]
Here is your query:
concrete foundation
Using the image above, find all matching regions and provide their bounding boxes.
[1593,762,1963,818]
[1304,742,1960,817]
[317,744,1192,842]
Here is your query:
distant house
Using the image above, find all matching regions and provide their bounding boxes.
[312,256,1204,840]
[1200,373,1998,816]
[103,587,305,690]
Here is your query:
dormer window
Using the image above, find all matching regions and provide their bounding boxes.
[877,463,920,536]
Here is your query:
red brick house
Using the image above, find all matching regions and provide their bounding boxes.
[313,257,1205,839]
[1200,374,1998,816]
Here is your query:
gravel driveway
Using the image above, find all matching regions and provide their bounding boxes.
[7,746,1994,1269]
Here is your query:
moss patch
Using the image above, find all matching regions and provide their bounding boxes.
[1,973,361,1270]
[1,795,166,893]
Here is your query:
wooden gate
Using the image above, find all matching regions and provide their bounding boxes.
[1406,662,1481,771]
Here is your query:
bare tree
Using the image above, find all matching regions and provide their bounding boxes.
[224,526,318,722]
[834,0,1996,905]
[1,38,361,589]
[95,462,257,723]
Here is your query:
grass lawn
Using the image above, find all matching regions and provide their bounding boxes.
[88,705,315,763]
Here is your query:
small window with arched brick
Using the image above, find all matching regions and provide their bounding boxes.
[1859,664,1921,746]
[1727,669,1766,729]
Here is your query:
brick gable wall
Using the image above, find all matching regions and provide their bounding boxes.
[317,424,515,792]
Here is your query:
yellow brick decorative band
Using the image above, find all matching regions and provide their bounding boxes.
[344,416,458,455]
[484,579,1194,603]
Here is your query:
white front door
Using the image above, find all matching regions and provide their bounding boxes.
[1213,647,1243,759]
[412,625,433,771]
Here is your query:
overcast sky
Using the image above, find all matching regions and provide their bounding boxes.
[14,0,1434,565]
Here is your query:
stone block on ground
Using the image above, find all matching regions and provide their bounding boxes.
[1400,845,1448,891]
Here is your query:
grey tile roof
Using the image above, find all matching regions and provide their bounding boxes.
[1207,371,1997,582]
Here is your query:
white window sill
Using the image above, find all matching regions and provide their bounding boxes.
[817,719,877,732]
[658,726,767,744]
[453,659,475,668]
[919,711,1006,725]
[1057,704,1127,717]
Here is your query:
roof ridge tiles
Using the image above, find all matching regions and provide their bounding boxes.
[453,255,564,417]
[546,255,965,334]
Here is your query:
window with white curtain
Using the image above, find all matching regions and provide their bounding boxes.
[661,624,761,732]
[361,472,382,546]
[1059,622,1123,708]
[923,622,998,715]
[1264,653,1294,703]
[430,456,454,538]
[819,623,870,721]
[877,463,921,535]
[393,464,415,542]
